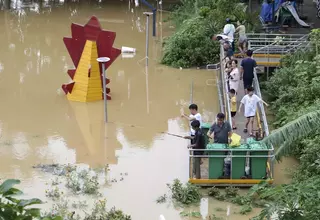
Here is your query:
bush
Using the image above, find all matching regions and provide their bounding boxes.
[84,200,131,220]
[161,16,219,68]
[255,29,320,220]
[161,0,259,68]
[166,179,202,205]
[0,179,62,220]
[265,55,320,127]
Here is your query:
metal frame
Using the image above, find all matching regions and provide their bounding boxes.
[219,45,232,128]
[188,42,274,186]
[189,33,298,186]
[248,34,310,55]
[191,33,311,186]
[187,148,274,186]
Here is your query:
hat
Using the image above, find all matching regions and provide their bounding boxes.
[226,18,231,22]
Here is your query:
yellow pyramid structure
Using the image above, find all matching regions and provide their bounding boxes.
[67,40,103,102]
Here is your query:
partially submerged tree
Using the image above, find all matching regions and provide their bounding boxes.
[261,109,320,158]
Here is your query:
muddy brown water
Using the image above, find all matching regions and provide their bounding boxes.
[0,0,297,219]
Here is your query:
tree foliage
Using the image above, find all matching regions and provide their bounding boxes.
[161,0,258,68]
[0,179,61,220]
[255,29,320,219]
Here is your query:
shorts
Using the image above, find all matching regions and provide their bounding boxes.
[246,116,255,119]
[243,78,253,89]
[231,111,236,117]
[239,35,247,44]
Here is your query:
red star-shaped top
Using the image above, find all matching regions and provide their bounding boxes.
[63,16,121,82]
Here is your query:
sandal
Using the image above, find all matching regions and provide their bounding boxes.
[243,128,248,133]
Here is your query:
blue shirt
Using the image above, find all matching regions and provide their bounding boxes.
[241,57,257,80]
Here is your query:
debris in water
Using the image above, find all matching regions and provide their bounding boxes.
[32,164,70,176]
[34,164,105,196]
[71,200,88,209]
[45,186,63,200]
[227,205,230,216]
[179,211,201,217]
[156,194,167,204]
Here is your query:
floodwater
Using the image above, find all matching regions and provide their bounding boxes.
[0,0,296,219]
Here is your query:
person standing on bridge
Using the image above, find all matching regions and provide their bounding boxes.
[240,50,257,94]
[230,89,237,130]
[211,35,234,61]
[238,87,269,136]
[223,18,236,52]
[207,113,232,144]
[229,59,240,93]
[184,120,205,179]
[181,104,203,143]
[235,21,247,56]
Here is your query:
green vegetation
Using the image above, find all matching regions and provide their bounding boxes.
[0,178,131,220]
[0,179,61,220]
[157,179,202,205]
[179,211,201,217]
[207,183,269,216]
[157,30,320,219]
[0,164,131,219]
[168,179,202,205]
[161,0,258,68]
[84,200,131,220]
[252,28,320,219]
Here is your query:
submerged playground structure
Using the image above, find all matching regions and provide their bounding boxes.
[61,16,121,102]
[189,33,311,187]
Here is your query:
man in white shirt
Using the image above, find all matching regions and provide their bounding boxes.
[211,35,234,61]
[181,103,203,166]
[181,103,202,138]
[223,18,235,51]
[238,87,268,136]
[214,34,232,43]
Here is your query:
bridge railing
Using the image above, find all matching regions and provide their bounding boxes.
[219,39,273,161]
[219,45,232,127]
[247,33,310,55]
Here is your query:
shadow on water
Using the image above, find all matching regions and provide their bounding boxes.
[0,0,297,219]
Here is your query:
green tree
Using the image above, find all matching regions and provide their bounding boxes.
[251,29,320,220]
[0,179,62,220]
[261,109,320,158]
[161,0,258,68]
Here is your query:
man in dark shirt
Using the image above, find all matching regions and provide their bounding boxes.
[240,50,257,94]
[184,120,205,179]
[207,113,232,144]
